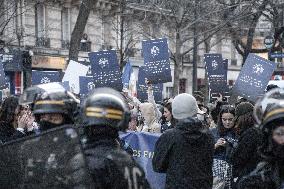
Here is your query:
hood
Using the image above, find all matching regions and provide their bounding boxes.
[140,103,156,125]
[176,117,208,141]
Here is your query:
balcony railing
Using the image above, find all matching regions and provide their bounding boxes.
[36,37,50,48]
[61,40,70,49]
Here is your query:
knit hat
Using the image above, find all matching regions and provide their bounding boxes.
[172,93,198,120]
[235,102,254,118]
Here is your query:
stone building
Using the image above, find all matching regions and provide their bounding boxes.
[0,0,245,97]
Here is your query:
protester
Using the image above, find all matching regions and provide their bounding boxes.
[152,93,214,189]
[139,102,160,133]
[237,88,284,189]
[160,101,176,133]
[211,105,237,189]
[0,96,23,143]
[128,108,138,131]
[230,102,263,187]
[82,87,150,188]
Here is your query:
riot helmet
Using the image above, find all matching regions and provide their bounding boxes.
[28,83,80,124]
[82,87,130,131]
[254,88,284,134]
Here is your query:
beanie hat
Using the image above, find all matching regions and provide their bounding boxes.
[172,93,198,120]
[235,102,254,118]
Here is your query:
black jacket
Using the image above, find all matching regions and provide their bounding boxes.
[152,117,214,189]
[84,138,150,189]
[237,160,284,189]
[231,127,263,179]
[0,121,16,143]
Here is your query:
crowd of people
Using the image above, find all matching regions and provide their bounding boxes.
[0,81,283,189]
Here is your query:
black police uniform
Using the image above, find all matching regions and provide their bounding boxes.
[84,138,150,189]
[82,88,150,189]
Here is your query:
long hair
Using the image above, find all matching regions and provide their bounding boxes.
[0,96,19,124]
[217,105,235,136]
[234,111,255,136]
[164,102,176,127]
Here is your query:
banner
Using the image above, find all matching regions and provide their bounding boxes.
[122,61,133,89]
[89,50,123,91]
[0,49,23,71]
[204,54,229,101]
[142,38,172,84]
[32,70,61,85]
[137,66,163,104]
[61,81,70,91]
[62,60,89,94]
[79,76,95,100]
[231,54,277,102]
[120,132,166,189]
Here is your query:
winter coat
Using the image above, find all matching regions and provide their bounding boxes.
[152,117,214,189]
[84,138,150,189]
[237,160,284,189]
[0,121,16,143]
[230,127,263,179]
[210,128,237,161]
[161,122,174,133]
[140,103,160,133]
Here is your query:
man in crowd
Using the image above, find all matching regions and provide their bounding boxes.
[152,93,214,189]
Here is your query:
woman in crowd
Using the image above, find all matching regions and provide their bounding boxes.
[211,105,237,189]
[230,102,263,187]
[139,102,160,133]
[238,88,284,189]
[161,101,176,133]
[0,96,19,143]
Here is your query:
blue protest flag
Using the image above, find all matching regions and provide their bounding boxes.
[89,50,123,91]
[61,81,70,91]
[142,38,172,84]
[0,49,23,71]
[32,70,61,85]
[122,61,133,89]
[204,54,229,101]
[0,60,9,89]
[137,66,163,104]
[79,76,95,95]
[120,132,166,189]
[232,54,277,102]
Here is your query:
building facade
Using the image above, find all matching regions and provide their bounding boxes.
[0,0,245,97]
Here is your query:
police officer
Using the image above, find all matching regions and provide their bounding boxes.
[20,83,79,132]
[238,88,284,189]
[82,87,150,189]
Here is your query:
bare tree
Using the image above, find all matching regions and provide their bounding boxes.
[220,0,284,64]
[111,0,141,70]
[68,0,94,62]
[129,0,253,95]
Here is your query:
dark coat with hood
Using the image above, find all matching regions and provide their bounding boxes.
[152,117,214,189]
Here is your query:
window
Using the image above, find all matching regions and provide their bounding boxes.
[179,79,186,93]
[166,87,173,98]
[35,3,50,47]
[61,7,70,48]
[231,59,237,66]
[35,3,45,38]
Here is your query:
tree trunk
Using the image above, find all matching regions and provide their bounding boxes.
[173,32,182,96]
[68,0,93,62]
[204,36,211,103]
